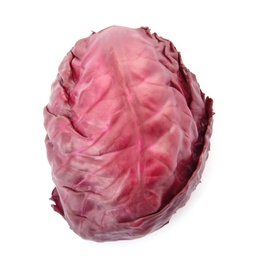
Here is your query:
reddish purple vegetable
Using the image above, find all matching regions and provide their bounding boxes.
[44,26,213,242]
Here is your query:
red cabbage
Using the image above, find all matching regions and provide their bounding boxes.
[44,26,213,242]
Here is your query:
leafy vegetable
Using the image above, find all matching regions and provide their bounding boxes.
[44,26,213,242]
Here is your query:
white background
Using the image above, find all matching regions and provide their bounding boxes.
[1,0,261,259]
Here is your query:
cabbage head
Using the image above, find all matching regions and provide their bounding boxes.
[44,26,214,242]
